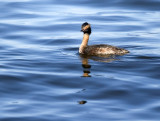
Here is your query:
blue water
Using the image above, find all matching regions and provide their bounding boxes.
[0,0,160,120]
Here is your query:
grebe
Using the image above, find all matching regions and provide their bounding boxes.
[79,22,129,55]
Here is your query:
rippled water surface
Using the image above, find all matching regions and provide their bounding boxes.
[0,0,160,120]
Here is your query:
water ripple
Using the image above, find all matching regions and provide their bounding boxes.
[1,0,160,121]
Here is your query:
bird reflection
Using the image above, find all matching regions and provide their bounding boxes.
[81,57,91,77]
[78,100,87,104]
[80,54,119,77]
[78,54,121,104]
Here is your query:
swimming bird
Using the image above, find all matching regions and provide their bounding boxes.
[79,22,129,56]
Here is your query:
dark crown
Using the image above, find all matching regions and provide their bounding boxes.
[81,22,91,35]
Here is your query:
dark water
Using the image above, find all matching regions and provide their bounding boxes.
[0,0,160,120]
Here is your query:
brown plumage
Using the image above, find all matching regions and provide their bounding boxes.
[83,44,129,55]
[79,22,129,56]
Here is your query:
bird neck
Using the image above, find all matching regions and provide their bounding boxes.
[81,33,89,47]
